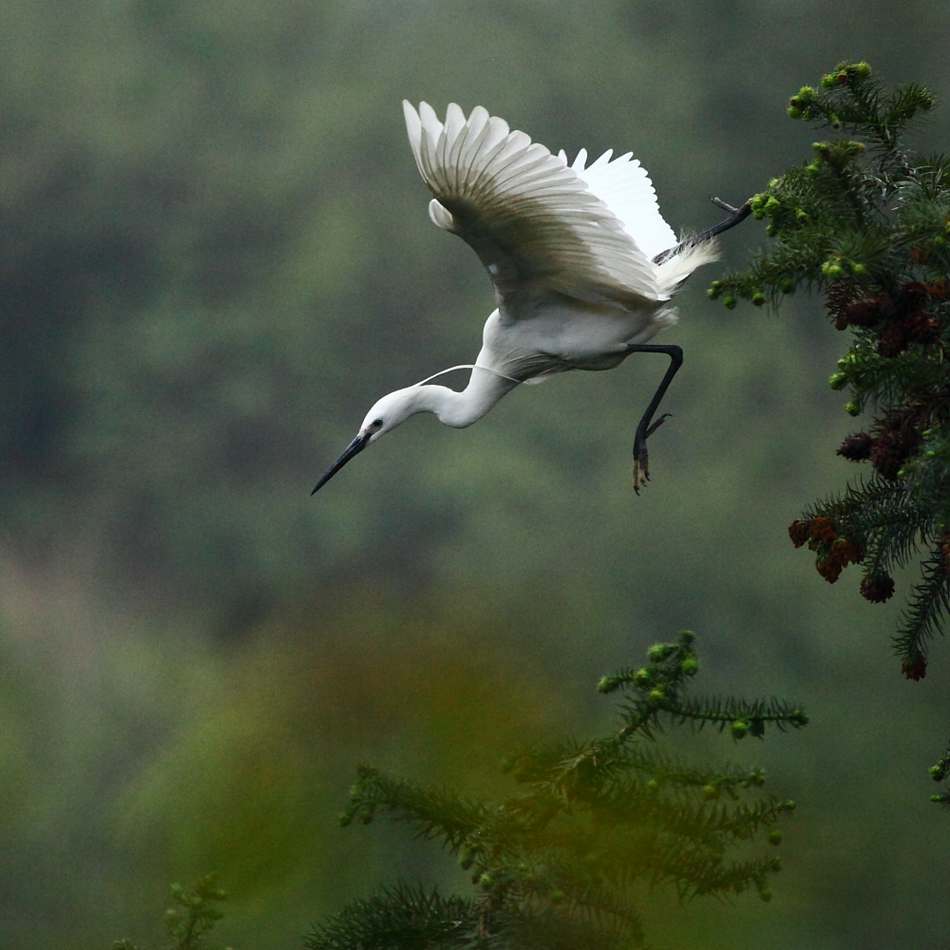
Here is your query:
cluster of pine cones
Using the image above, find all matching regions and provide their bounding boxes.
[837,411,922,480]
[827,280,946,357]
[788,516,894,599]
[825,281,944,479]
[791,280,946,681]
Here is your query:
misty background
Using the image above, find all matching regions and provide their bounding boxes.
[3,1,949,947]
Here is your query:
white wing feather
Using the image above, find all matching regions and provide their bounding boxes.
[403,101,664,308]
[564,148,678,261]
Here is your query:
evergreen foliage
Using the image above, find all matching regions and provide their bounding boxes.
[111,875,232,950]
[710,63,949,764]
[928,740,950,806]
[309,632,805,949]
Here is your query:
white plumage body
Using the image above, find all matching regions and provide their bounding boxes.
[479,298,678,381]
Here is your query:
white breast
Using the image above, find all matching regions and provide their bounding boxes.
[477,299,675,380]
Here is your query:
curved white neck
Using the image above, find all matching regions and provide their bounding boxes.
[413,365,520,428]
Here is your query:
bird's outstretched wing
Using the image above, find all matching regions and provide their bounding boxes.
[402,101,664,309]
[559,148,677,262]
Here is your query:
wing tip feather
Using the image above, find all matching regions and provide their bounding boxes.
[402,100,426,178]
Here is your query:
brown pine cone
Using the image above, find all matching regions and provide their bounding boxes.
[901,655,927,681]
[817,556,843,584]
[837,432,873,461]
[869,418,921,480]
[899,282,930,310]
[878,322,909,357]
[808,516,837,543]
[826,283,861,330]
[832,537,863,566]
[843,298,883,328]
[903,310,940,344]
[860,573,895,603]
[788,520,812,548]
[869,432,905,479]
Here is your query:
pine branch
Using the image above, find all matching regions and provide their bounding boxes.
[715,59,949,802]
[663,695,808,734]
[894,546,950,669]
[318,633,804,948]
[110,875,231,950]
[340,766,493,851]
[305,885,482,949]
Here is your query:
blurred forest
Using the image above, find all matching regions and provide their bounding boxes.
[2,2,949,948]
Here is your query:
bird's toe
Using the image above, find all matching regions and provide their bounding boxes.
[646,412,673,438]
[632,454,650,493]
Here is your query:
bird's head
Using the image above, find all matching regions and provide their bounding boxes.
[311,387,421,494]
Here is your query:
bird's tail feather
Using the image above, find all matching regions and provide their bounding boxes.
[655,237,719,297]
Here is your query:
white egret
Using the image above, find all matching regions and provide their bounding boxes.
[313,101,750,495]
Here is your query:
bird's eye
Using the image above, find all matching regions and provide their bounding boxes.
[372,418,383,428]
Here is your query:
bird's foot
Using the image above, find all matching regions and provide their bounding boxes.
[632,449,650,494]
[632,414,673,494]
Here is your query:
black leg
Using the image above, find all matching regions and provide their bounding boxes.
[626,343,683,493]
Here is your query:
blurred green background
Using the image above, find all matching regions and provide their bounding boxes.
[3,1,949,947]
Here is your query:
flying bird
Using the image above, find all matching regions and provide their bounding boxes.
[313,101,749,495]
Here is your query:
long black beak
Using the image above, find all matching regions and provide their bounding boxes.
[311,433,370,494]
